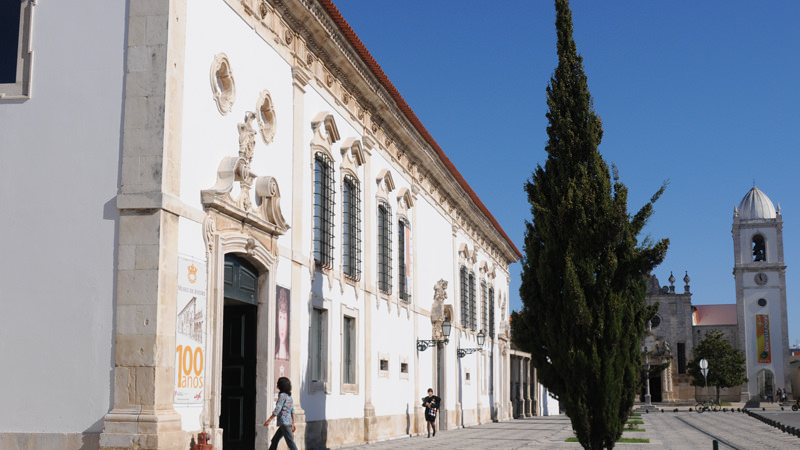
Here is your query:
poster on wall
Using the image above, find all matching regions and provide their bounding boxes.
[274,285,291,395]
[756,314,771,363]
[174,256,207,404]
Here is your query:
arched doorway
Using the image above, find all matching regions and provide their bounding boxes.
[757,369,775,402]
[220,254,259,449]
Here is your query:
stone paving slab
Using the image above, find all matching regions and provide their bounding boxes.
[345,409,800,449]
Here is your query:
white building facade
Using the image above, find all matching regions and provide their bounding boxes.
[0,1,520,449]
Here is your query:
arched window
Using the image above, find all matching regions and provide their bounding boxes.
[752,234,766,262]
[377,201,392,294]
[313,152,335,268]
[342,175,361,280]
[398,218,411,302]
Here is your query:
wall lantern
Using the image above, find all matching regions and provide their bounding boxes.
[457,330,485,358]
[417,317,452,352]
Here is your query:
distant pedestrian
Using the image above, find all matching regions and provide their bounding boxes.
[422,388,441,438]
[777,388,783,404]
[264,377,298,450]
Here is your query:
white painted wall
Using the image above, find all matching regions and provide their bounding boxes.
[538,384,561,416]
[0,1,126,433]
[175,0,515,435]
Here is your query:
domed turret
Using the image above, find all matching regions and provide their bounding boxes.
[736,186,776,220]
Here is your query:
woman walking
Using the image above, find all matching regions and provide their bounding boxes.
[264,377,298,450]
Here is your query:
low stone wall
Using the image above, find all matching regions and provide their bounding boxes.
[302,407,490,448]
[304,413,411,449]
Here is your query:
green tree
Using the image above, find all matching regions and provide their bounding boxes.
[511,1,668,448]
[688,330,747,403]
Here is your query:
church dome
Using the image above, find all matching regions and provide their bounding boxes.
[737,187,776,220]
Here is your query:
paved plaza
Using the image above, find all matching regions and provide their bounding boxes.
[346,405,800,449]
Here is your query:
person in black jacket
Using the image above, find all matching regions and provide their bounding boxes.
[422,388,441,438]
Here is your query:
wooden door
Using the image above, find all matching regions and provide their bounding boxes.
[220,255,259,450]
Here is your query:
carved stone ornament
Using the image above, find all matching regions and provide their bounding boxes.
[396,187,414,215]
[311,111,340,146]
[431,279,447,323]
[256,90,277,145]
[259,0,269,19]
[238,111,257,164]
[375,169,395,196]
[339,137,365,168]
[201,112,290,237]
[203,215,216,256]
[210,53,235,115]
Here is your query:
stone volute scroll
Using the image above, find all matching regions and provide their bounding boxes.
[201,111,290,237]
[431,279,447,340]
[255,176,288,230]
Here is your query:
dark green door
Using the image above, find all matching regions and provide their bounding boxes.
[220,255,259,450]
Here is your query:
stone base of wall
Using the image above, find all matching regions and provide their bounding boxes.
[0,432,100,450]
[304,409,455,449]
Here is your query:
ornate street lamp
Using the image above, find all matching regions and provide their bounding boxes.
[642,343,652,407]
[417,317,452,352]
[457,330,485,358]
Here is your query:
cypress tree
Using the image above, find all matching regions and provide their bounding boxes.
[512,1,668,448]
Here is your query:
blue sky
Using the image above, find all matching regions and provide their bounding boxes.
[333,1,800,343]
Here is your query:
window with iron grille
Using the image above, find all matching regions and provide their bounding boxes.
[377,202,392,294]
[481,281,487,333]
[342,175,362,280]
[313,153,335,268]
[488,287,495,338]
[469,272,476,330]
[398,218,411,302]
[460,266,468,327]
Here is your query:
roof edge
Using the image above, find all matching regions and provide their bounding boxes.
[317,0,521,260]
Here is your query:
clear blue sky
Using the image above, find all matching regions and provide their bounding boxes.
[333,1,800,344]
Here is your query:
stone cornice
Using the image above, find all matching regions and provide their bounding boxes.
[117,191,206,223]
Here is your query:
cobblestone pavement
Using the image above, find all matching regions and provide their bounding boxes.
[345,407,800,449]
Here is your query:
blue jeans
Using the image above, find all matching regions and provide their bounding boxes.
[269,423,298,450]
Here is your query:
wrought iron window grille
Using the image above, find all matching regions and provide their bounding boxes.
[313,153,335,268]
[342,175,362,280]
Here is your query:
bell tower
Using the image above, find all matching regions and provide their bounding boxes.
[732,187,790,403]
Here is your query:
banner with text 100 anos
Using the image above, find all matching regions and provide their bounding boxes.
[174,255,207,404]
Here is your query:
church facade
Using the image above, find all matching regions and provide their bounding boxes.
[0,1,520,449]
[643,187,792,405]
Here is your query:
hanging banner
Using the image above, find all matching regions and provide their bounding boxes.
[174,256,207,404]
[274,285,291,395]
[756,314,771,363]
